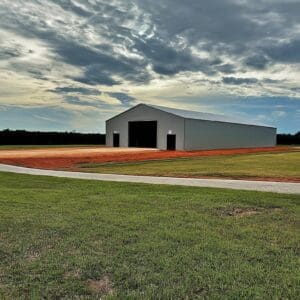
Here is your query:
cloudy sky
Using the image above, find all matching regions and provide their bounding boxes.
[0,0,299,133]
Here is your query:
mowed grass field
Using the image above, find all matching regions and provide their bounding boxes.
[79,150,300,181]
[0,172,299,299]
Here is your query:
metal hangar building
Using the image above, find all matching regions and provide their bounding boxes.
[106,103,276,150]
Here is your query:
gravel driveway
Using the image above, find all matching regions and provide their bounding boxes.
[0,163,299,194]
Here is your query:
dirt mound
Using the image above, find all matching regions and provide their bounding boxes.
[218,206,282,217]
[87,276,114,296]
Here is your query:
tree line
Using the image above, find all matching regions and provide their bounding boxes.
[0,129,299,145]
[277,132,300,145]
[0,129,105,145]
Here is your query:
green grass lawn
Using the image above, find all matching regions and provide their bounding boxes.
[79,150,300,180]
[0,172,299,299]
[0,145,104,150]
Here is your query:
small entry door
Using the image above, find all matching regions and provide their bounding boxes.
[113,133,120,147]
[167,134,176,150]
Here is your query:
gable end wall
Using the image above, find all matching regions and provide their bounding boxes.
[106,105,185,150]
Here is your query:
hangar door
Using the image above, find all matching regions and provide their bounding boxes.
[128,121,157,148]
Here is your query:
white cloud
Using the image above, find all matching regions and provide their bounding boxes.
[272,111,287,118]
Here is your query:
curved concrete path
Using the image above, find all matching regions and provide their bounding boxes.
[0,163,299,194]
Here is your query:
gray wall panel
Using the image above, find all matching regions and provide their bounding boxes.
[184,119,276,150]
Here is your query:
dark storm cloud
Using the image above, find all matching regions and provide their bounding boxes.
[222,77,259,85]
[55,40,151,85]
[136,0,300,67]
[0,0,299,90]
[52,0,92,17]
[107,92,135,105]
[27,69,49,81]
[264,39,300,63]
[131,36,219,76]
[7,58,52,81]
[48,86,101,95]
[215,64,236,74]
[263,79,281,84]
[64,96,103,108]
[244,55,270,70]
[52,40,143,74]
[0,48,21,60]
[0,1,150,85]
[71,65,120,86]
[136,0,264,51]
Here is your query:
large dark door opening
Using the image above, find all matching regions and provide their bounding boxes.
[129,121,157,148]
[113,133,120,147]
[167,134,176,150]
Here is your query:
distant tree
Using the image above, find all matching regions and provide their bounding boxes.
[277,132,300,145]
[0,129,105,145]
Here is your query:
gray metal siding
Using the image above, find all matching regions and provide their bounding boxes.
[106,105,185,150]
[184,119,276,150]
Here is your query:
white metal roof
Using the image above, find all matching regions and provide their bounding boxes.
[145,104,273,127]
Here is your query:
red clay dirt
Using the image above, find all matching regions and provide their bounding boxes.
[0,146,294,170]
